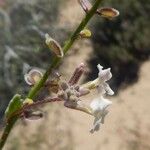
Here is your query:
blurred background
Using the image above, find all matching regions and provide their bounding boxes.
[0,0,150,149]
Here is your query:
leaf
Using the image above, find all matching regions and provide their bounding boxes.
[5,94,23,119]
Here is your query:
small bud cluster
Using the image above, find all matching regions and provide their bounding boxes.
[22,0,119,133]
[24,63,114,133]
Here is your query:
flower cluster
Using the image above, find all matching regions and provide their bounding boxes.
[24,63,114,133]
[21,0,119,133]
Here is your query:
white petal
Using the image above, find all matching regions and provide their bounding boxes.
[103,83,114,95]
[90,117,102,133]
[97,64,103,72]
[90,97,102,112]
[99,68,112,82]
[97,85,106,95]
[99,97,112,110]
[101,110,109,124]
[90,96,112,114]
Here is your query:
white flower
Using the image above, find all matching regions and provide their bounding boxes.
[97,64,112,82]
[97,64,114,95]
[90,96,112,133]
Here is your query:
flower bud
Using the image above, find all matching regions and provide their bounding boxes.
[23,98,33,105]
[24,69,43,86]
[79,28,92,38]
[45,33,64,58]
[47,80,60,93]
[78,87,90,96]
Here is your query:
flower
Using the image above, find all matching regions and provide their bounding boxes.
[97,64,114,95]
[56,63,114,133]
[79,64,114,95]
[90,96,112,133]
[89,64,114,133]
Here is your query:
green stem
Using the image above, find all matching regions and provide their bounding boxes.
[0,117,17,149]
[0,0,102,149]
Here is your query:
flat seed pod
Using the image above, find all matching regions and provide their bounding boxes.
[78,0,92,12]
[45,34,64,58]
[24,69,43,86]
[97,7,119,19]
[24,110,44,121]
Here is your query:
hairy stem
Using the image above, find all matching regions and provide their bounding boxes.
[0,0,102,149]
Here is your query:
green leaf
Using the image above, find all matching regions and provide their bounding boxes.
[5,94,23,119]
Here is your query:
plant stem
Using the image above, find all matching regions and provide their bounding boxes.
[0,0,102,149]
[0,117,17,149]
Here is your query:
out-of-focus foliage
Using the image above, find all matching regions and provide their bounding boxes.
[0,0,67,119]
[88,0,150,92]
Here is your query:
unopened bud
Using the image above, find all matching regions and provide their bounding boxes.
[97,7,119,19]
[81,78,99,90]
[69,63,85,85]
[23,98,34,105]
[24,69,43,86]
[78,87,90,96]
[45,33,64,58]
[47,80,60,93]
[79,28,92,38]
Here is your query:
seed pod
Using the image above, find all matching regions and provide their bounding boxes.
[24,110,44,121]
[78,87,90,96]
[78,0,92,13]
[24,69,43,86]
[97,7,119,19]
[47,80,60,93]
[45,33,63,58]
[79,28,92,38]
